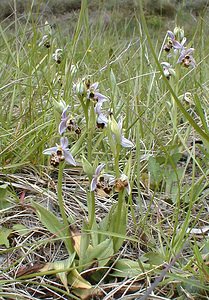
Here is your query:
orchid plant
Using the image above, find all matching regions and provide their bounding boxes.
[40,55,134,290]
[161,27,196,133]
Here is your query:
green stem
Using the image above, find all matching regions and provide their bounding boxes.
[113,190,125,251]
[116,190,124,229]
[113,144,125,248]
[88,190,96,229]
[79,96,89,125]
[57,162,74,254]
[170,64,180,134]
[114,144,121,178]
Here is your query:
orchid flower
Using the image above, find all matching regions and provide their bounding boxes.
[58,106,80,135]
[58,106,70,135]
[90,164,115,196]
[167,31,186,50]
[177,48,196,68]
[43,137,76,166]
[52,48,63,64]
[115,174,131,195]
[90,164,105,191]
[38,34,50,48]
[87,82,107,102]
[161,62,176,79]
[118,118,134,148]
[95,101,108,128]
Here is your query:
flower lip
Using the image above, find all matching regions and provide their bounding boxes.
[114,174,131,195]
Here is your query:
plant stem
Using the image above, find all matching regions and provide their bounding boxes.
[114,144,121,178]
[57,162,74,254]
[88,190,96,229]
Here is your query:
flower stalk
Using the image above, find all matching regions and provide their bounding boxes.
[57,161,74,254]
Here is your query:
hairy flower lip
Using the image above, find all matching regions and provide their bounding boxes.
[115,173,131,195]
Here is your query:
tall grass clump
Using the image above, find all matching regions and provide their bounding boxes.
[1,0,209,299]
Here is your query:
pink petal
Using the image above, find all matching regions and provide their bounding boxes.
[91,82,99,90]
[95,163,105,176]
[43,146,57,155]
[60,137,68,149]
[63,149,76,166]
[58,119,68,135]
[167,31,175,40]
[90,177,97,191]
[121,136,134,148]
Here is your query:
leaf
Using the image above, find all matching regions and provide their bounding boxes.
[32,201,71,252]
[113,202,127,252]
[73,287,102,300]
[85,238,114,268]
[98,202,127,252]
[91,219,99,247]
[68,269,92,289]
[0,227,12,248]
[40,254,75,292]
[144,251,165,266]
[148,156,162,186]
[53,256,75,292]
[82,156,94,177]
[12,224,30,236]
[72,233,81,256]
[0,183,13,210]
[0,183,8,199]
[111,259,145,278]
[165,167,184,199]
[79,223,90,265]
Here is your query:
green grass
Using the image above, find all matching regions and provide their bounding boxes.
[1,0,209,299]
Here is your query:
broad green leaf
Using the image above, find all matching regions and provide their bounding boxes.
[0,227,12,248]
[98,211,110,243]
[72,287,101,300]
[82,156,94,178]
[91,219,99,248]
[98,202,127,252]
[148,156,162,186]
[40,254,75,292]
[113,202,127,252]
[111,259,145,278]
[0,183,8,199]
[84,238,114,268]
[53,255,76,292]
[67,269,91,289]
[12,224,30,236]
[144,251,165,266]
[0,184,13,210]
[79,223,90,267]
[32,201,71,252]
[165,167,184,199]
